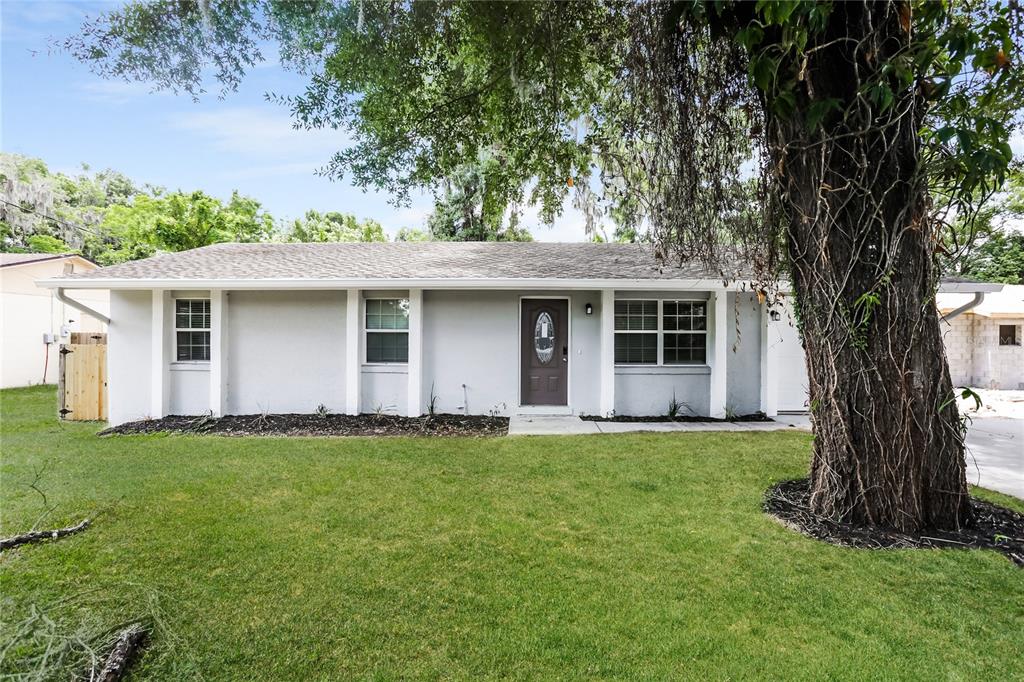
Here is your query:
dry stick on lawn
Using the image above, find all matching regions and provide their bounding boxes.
[0,518,90,551]
[97,623,148,682]
[27,462,58,531]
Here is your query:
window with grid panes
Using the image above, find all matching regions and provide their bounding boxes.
[663,301,707,364]
[175,299,211,361]
[365,298,409,363]
[614,300,658,364]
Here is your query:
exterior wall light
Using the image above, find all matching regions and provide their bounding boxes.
[769,309,781,322]
[585,303,593,316]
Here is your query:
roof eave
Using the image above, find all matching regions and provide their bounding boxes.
[36,276,761,291]
[938,282,1005,293]
[2,254,98,269]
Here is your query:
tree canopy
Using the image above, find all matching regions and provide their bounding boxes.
[60,1,1024,277]
[286,210,387,242]
[426,159,532,242]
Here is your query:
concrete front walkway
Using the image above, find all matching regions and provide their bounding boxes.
[508,414,812,436]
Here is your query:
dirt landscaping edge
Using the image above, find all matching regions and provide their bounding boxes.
[99,413,509,438]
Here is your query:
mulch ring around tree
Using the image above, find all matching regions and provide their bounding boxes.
[99,413,509,438]
[765,478,1024,566]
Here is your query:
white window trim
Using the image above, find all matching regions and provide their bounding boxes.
[363,297,410,365]
[661,298,709,366]
[172,297,211,365]
[613,298,659,366]
[614,298,709,367]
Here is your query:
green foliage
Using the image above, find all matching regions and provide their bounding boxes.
[950,170,1024,284]
[850,291,883,352]
[426,159,532,242]
[394,227,431,242]
[25,234,73,254]
[153,190,275,251]
[0,153,65,248]
[59,1,1024,264]
[720,1,1024,236]
[961,229,1024,284]
[286,210,386,243]
[2,152,387,265]
[84,189,277,264]
[62,1,621,231]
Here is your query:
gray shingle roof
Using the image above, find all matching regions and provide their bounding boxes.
[53,242,737,282]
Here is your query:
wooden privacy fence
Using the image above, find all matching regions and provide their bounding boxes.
[59,333,108,421]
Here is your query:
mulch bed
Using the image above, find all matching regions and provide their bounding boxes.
[99,413,509,438]
[765,478,1024,566]
[582,412,773,423]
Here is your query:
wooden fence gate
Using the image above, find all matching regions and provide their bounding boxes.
[58,332,108,421]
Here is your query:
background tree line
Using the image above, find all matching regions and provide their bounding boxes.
[3,149,1019,284]
[949,171,1024,285]
[0,152,540,265]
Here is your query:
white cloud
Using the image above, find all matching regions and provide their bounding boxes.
[215,161,330,181]
[76,79,163,103]
[514,197,591,243]
[1,0,104,45]
[5,0,96,25]
[169,106,350,160]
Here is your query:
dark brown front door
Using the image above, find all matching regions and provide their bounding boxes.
[521,299,568,406]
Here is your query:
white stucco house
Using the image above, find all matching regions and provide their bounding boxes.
[35,241,992,426]
[1,252,109,388]
[939,284,1024,390]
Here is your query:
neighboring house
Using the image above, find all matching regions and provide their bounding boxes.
[36,242,990,426]
[939,284,1024,390]
[1,253,109,389]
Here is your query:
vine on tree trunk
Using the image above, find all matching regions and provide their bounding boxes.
[610,2,1004,531]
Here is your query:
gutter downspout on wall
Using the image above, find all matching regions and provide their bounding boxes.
[942,291,985,322]
[55,287,111,325]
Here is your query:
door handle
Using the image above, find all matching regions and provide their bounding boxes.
[562,345,568,362]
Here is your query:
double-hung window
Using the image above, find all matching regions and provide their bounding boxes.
[614,300,658,364]
[663,301,707,364]
[614,299,707,365]
[365,298,409,363]
[175,299,211,362]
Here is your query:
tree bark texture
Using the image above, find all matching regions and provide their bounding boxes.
[767,2,970,531]
[0,518,91,551]
[98,623,148,682]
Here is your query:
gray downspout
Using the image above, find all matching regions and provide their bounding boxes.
[942,291,985,322]
[55,287,111,325]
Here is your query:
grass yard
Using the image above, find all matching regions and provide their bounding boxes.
[1,385,1022,680]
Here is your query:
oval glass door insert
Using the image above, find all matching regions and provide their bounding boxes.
[534,312,555,364]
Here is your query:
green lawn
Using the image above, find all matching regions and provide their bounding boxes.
[1,385,1021,680]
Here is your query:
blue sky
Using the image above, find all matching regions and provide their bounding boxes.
[1,1,589,240]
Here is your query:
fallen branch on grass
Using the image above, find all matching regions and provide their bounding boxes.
[97,623,148,682]
[0,518,90,551]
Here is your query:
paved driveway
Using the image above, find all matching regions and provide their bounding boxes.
[965,417,1023,499]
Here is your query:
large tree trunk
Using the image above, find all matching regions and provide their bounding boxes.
[767,2,970,532]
